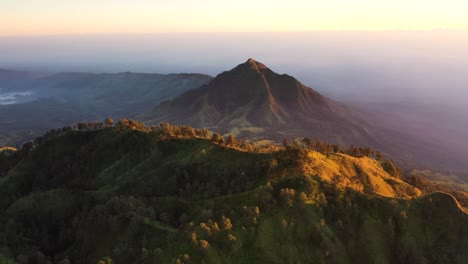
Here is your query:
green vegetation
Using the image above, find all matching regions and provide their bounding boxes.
[0,124,466,264]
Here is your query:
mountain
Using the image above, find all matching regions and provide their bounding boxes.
[0,125,466,263]
[1,71,212,111]
[144,59,376,147]
[143,59,468,171]
[0,72,212,146]
[27,72,211,107]
[0,69,47,84]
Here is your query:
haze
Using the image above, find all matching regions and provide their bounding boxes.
[2,31,468,108]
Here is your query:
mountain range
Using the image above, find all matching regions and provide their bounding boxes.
[0,71,211,146]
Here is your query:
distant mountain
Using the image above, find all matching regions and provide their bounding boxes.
[0,69,48,88]
[1,71,211,107]
[0,69,46,82]
[0,72,212,146]
[25,72,212,112]
[144,59,376,146]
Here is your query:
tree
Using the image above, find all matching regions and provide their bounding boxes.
[97,257,112,264]
[279,188,296,207]
[77,122,89,130]
[381,160,401,178]
[160,122,171,131]
[313,139,322,152]
[318,193,328,207]
[220,216,233,230]
[332,145,340,153]
[302,138,313,148]
[361,147,373,157]
[211,133,224,144]
[117,118,129,127]
[182,126,196,137]
[201,128,211,139]
[128,119,138,128]
[348,145,359,157]
[376,151,383,161]
[226,134,238,147]
[105,117,114,127]
[22,141,34,152]
[199,239,209,249]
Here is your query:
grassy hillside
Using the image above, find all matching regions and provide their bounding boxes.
[0,125,466,263]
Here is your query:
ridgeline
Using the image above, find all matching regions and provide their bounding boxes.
[0,122,466,264]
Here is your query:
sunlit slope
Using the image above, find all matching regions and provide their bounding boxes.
[299,152,421,198]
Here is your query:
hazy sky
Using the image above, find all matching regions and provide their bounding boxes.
[2,1,468,110]
[2,0,468,35]
[2,31,468,109]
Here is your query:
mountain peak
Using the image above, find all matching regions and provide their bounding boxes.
[145,58,382,147]
[237,58,269,71]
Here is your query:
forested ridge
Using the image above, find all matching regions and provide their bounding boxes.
[0,123,466,264]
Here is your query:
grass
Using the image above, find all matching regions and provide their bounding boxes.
[302,151,420,198]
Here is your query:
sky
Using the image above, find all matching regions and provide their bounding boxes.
[1,1,468,110]
[2,0,468,35]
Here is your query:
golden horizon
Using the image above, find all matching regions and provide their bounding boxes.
[2,0,468,36]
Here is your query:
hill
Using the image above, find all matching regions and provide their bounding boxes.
[0,69,47,86]
[144,59,376,146]
[0,124,466,263]
[24,72,211,111]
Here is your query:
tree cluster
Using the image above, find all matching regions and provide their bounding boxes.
[158,122,210,139]
[25,126,74,151]
[298,137,383,160]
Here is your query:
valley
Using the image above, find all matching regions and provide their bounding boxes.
[0,71,211,146]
